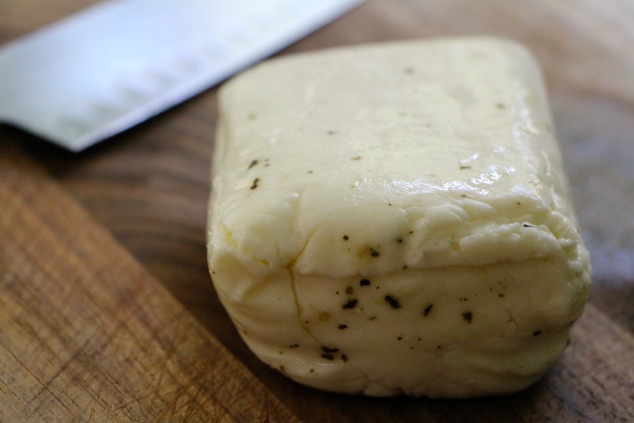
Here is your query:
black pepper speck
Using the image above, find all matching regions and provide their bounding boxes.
[384,295,401,309]
[342,299,358,309]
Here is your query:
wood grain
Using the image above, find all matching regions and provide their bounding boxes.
[0,143,298,422]
[1,0,633,421]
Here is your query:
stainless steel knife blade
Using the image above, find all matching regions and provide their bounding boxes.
[0,0,363,151]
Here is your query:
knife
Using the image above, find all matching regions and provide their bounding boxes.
[0,0,363,152]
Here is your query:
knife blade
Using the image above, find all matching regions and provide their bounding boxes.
[0,0,363,151]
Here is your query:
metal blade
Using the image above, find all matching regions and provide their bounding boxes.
[0,0,363,151]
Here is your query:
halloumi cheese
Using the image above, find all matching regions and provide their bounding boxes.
[207,38,591,398]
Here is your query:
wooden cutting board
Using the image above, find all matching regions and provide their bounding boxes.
[1,0,633,421]
[0,144,299,422]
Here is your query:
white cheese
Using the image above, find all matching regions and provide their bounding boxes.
[207,37,591,398]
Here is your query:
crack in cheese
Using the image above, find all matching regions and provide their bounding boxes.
[207,38,591,398]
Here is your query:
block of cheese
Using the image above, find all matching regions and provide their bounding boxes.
[207,38,591,398]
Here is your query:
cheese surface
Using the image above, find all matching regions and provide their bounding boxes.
[207,38,591,397]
